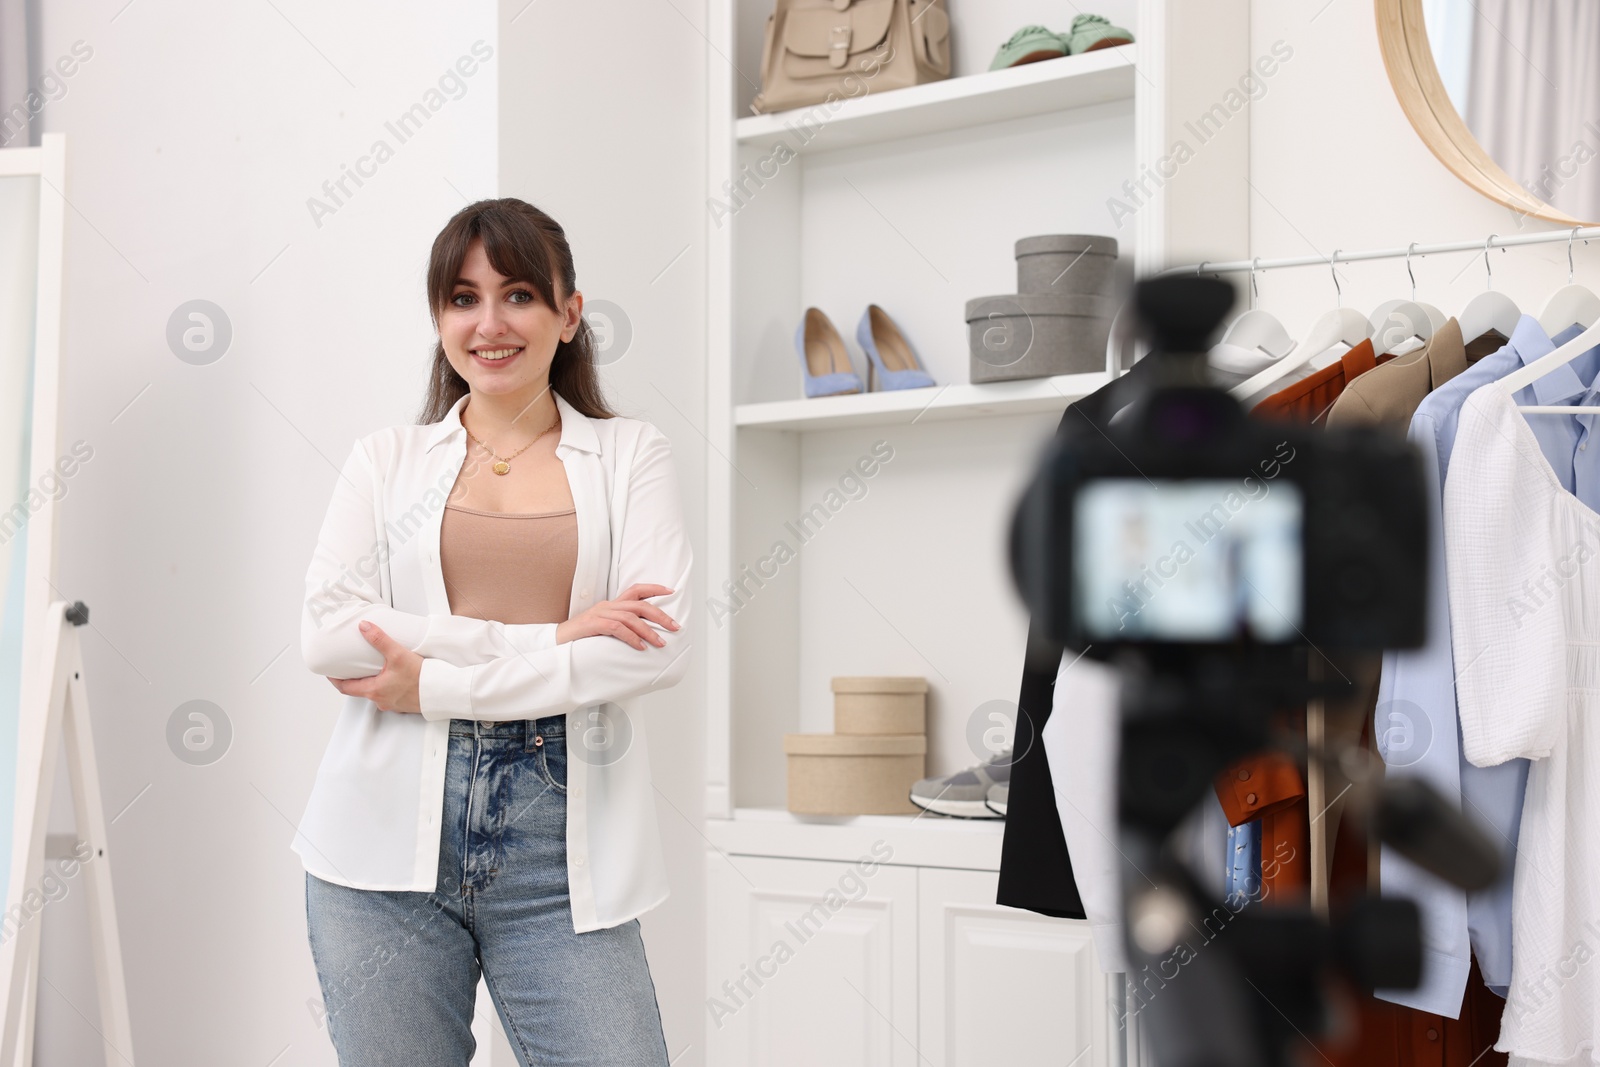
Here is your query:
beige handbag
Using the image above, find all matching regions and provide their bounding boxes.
[750,0,951,116]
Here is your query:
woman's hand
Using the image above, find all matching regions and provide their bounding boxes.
[327,621,423,713]
[556,583,680,650]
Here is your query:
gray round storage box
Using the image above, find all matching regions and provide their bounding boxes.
[1015,234,1119,296]
[965,293,1114,382]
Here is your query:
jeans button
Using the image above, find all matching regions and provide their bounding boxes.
[534,735,543,747]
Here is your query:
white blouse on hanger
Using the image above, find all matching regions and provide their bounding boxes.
[1447,381,1600,1063]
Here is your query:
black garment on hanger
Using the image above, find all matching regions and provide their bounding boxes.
[996,360,1157,917]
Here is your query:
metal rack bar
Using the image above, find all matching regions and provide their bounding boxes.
[1161,225,1600,276]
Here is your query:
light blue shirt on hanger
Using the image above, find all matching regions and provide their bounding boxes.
[1376,315,1600,1017]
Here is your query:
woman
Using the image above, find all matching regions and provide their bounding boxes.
[295,197,692,1066]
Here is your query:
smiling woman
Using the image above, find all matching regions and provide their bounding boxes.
[297,198,693,1066]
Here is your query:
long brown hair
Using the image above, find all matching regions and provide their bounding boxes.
[417,198,617,424]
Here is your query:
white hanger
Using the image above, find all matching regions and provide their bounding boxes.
[1537,227,1600,336]
[1416,302,1448,331]
[1404,242,1449,332]
[1104,296,1141,375]
[1368,245,1443,356]
[1370,301,1435,355]
[1230,251,1367,400]
[1303,308,1375,370]
[1220,261,1298,358]
[1496,229,1600,414]
[1494,313,1600,414]
[1458,234,1522,346]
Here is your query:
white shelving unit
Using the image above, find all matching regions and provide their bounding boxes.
[702,3,1251,1064]
[708,806,1005,869]
[735,42,1137,154]
[734,371,1112,431]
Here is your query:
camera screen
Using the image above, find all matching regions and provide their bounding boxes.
[1073,478,1303,642]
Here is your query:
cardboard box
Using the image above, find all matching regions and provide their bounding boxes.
[831,675,928,735]
[783,733,926,815]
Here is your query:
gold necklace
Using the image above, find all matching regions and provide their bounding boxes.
[464,412,561,475]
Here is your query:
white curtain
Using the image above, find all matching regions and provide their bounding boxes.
[1463,0,1600,220]
[1422,0,1475,119]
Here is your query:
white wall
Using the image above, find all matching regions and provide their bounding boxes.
[494,2,709,1064]
[30,2,499,1064]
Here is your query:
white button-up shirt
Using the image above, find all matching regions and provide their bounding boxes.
[293,388,693,932]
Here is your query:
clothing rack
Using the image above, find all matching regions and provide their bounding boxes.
[1161,224,1600,278]
[1149,225,1600,924]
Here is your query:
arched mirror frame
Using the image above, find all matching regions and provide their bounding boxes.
[1375,0,1593,225]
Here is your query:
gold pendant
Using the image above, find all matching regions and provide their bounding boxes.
[493,461,511,475]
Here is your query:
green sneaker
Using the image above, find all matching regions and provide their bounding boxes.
[988,24,1068,71]
[1063,13,1134,55]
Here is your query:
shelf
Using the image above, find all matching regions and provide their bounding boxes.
[706,808,1004,871]
[735,44,1137,155]
[735,371,1111,431]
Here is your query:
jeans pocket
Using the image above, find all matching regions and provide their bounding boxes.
[538,736,568,794]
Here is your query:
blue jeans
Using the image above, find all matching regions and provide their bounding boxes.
[305,716,669,1066]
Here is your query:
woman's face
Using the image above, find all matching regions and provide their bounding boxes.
[438,237,581,402]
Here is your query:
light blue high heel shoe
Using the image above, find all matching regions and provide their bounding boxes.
[795,308,864,398]
[856,305,936,391]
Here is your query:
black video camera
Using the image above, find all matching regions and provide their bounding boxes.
[1011,275,1428,657]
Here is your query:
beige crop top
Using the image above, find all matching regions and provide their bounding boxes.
[439,503,578,624]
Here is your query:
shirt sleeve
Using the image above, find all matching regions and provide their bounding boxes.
[415,424,693,722]
[1373,411,1472,1017]
[1447,389,1568,767]
[1214,752,1304,826]
[300,438,558,680]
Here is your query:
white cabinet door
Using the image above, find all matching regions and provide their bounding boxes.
[706,853,919,1067]
[918,867,1110,1067]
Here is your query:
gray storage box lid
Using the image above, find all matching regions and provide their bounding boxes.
[963,292,1116,322]
[1015,234,1119,259]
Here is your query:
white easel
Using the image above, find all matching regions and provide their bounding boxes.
[0,134,136,1064]
[0,601,135,1067]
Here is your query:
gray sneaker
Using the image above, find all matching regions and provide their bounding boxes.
[985,781,1008,817]
[909,748,1012,818]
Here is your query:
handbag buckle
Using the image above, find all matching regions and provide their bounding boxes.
[829,23,852,68]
